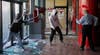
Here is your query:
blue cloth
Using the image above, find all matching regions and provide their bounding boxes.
[76,14,98,26]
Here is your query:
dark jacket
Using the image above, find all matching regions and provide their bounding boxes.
[10,18,23,33]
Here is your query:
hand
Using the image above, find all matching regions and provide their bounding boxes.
[76,18,78,21]
[76,18,80,24]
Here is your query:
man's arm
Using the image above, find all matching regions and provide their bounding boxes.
[50,17,55,29]
[93,16,98,26]
[76,19,80,24]
[76,16,85,24]
[49,16,55,29]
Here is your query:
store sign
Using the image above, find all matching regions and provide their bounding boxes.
[57,8,65,19]
[46,0,54,8]
[55,0,67,6]
[47,8,53,17]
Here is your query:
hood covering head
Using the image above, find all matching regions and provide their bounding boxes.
[51,9,57,16]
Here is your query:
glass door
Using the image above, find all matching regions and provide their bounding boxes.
[15,3,19,16]
[2,1,11,47]
[56,8,67,34]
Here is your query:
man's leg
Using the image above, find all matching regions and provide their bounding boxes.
[15,33,24,49]
[55,27,63,43]
[50,28,56,44]
[87,30,95,51]
[4,32,14,46]
[81,27,87,50]
[11,34,14,46]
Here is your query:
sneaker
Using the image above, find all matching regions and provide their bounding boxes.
[91,49,96,52]
[50,42,52,46]
[60,40,64,43]
[22,41,28,45]
[80,47,84,51]
[14,47,24,52]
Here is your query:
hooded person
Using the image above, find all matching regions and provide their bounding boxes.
[48,9,63,45]
[4,13,24,51]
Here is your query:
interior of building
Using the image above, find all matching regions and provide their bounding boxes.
[0,0,100,55]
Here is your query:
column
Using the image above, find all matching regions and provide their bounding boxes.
[72,0,76,33]
[0,0,3,53]
[39,0,45,39]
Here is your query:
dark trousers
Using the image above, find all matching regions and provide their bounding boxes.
[81,25,95,50]
[50,27,63,42]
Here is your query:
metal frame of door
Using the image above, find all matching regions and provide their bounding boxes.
[55,6,68,35]
[0,0,25,53]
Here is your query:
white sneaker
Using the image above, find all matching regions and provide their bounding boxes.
[14,47,24,52]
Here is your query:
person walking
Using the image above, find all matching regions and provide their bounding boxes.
[4,13,24,50]
[49,9,63,45]
[76,10,98,52]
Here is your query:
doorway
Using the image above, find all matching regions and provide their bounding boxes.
[2,1,11,44]
[45,7,67,35]
[56,8,67,35]
[2,1,24,49]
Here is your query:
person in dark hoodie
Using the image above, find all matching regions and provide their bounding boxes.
[4,13,24,51]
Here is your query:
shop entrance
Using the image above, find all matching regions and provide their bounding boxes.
[45,7,67,35]
[55,8,67,35]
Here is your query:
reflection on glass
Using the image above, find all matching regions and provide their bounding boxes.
[23,2,26,13]
[2,1,11,44]
[15,3,19,16]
